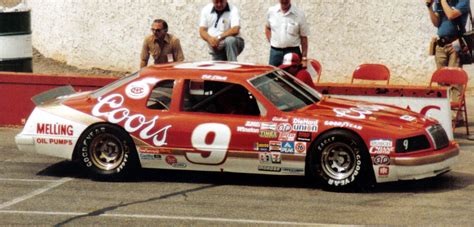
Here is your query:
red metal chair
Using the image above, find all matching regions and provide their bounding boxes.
[429,67,470,135]
[308,59,322,83]
[351,64,390,85]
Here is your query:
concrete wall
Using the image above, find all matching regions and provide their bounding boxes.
[22,0,474,87]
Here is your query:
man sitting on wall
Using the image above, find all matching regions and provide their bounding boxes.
[199,0,245,61]
[279,53,316,89]
[140,19,185,68]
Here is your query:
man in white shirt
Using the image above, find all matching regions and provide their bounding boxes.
[265,0,310,67]
[199,0,245,61]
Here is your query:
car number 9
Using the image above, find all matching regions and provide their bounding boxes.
[403,139,409,151]
[187,123,231,164]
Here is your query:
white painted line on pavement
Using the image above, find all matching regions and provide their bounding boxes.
[0,178,72,209]
[0,178,61,183]
[0,210,337,226]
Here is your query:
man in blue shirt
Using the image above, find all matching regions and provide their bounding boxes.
[426,0,470,68]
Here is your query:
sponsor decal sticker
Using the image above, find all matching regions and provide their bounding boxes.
[269,141,282,151]
[373,154,390,165]
[258,165,281,172]
[281,142,295,154]
[254,142,270,151]
[165,155,178,165]
[333,105,385,120]
[277,123,292,133]
[245,121,261,128]
[292,118,318,132]
[261,122,277,131]
[92,94,172,147]
[378,166,390,177]
[369,139,394,154]
[323,121,362,130]
[139,153,162,160]
[139,147,172,154]
[400,115,416,122]
[271,152,282,164]
[259,130,278,139]
[165,155,186,168]
[278,132,296,141]
[35,138,73,146]
[202,74,228,81]
[272,117,289,122]
[125,81,150,99]
[281,167,304,174]
[296,131,312,142]
[294,142,307,154]
[37,123,73,136]
[259,153,271,163]
[237,126,259,133]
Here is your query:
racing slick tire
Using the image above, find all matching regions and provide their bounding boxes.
[308,129,373,191]
[75,124,139,180]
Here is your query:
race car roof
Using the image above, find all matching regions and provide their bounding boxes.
[140,61,276,82]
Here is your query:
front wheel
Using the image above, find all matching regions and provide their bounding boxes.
[76,124,138,179]
[308,130,373,191]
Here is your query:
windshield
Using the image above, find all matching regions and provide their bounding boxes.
[250,70,322,111]
[91,71,140,98]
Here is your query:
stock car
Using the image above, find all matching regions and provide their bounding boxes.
[15,61,459,190]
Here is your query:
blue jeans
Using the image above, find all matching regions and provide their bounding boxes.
[209,36,245,61]
[269,46,302,66]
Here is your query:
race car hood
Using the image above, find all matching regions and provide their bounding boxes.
[295,96,432,131]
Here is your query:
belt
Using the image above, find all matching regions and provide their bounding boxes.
[437,36,458,47]
[271,46,300,51]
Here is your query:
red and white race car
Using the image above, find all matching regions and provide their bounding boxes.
[15,61,459,190]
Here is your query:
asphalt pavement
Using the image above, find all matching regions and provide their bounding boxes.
[0,97,473,226]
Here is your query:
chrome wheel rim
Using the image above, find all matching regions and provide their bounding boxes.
[320,142,356,180]
[90,133,125,171]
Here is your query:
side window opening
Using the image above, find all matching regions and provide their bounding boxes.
[182,80,260,116]
[147,80,174,110]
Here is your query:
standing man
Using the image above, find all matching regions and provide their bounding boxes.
[266,0,310,67]
[279,53,316,89]
[425,0,470,69]
[199,0,245,61]
[140,19,185,68]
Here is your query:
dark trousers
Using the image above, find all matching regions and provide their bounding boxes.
[268,46,302,66]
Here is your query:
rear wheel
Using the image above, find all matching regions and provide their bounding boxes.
[76,124,138,179]
[308,130,373,191]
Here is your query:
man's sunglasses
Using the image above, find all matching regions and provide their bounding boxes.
[151,28,164,33]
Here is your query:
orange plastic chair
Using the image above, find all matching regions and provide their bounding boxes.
[351,64,390,85]
[429,67,470,135]
[309,59,322,83]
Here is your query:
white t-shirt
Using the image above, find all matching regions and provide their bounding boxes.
[266,4,310,48]
[199,3,241,37]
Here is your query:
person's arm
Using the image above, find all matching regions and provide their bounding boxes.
[199,26,220,48]
[426,0,441,27]
[440,0,463,20]
[218,26,240,40]
[174,38,185,62]
[299,10,310,67]
[301,36,308,67]
[140,38,150,68]
[265,25,271,43]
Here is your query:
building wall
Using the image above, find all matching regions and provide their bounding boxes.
[24,0,474,86]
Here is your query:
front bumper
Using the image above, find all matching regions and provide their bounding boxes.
[375,143,460,183]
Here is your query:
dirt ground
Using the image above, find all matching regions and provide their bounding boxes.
[32,49,128,77]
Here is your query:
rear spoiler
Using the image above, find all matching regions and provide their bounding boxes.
[31,85,76,106]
